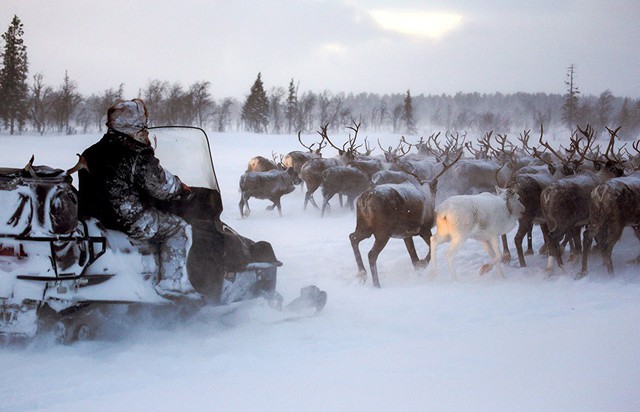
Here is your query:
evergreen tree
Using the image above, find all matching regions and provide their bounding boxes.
[597,89,614,128]
[561,64,580,131]
[285,78,298,133]
[616,98,632,140]
[241,72,269,133]
[52,71,82,134]
[401,89,417,134]
[269,86,285,134]
[0,15,29,134]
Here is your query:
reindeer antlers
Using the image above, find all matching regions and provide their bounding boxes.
[318,121,363,159]
[433,150,463,180]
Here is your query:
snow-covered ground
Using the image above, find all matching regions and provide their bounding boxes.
[1,130,640,411]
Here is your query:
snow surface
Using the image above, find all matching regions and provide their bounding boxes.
[1,131,640,411]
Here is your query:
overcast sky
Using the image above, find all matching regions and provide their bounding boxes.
[2,0,639,100]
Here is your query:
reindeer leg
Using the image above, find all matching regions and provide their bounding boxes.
[627,226,640,265]
[273,198,283,217]
[501,234,511,263]
[418,228,432,263]
[525,228,534,256]
[349,230,370,283]
[321,193,333,218]
[304,187,320,210]
[602,223,624,275]
[479,238,504,277]
[238,198,245,218]
[490,236,505,277]
[239,195,250,218]
[479,240,495,276]
[266,197,276,211]
[347,196,356,212]
[514,220,533,267]
[444,235,465,281]
[577,227,593,279]
[567,227,582,262]
[546,232,566,275]
[427,234,441,278]
[404,237,426,270]
[539,223,550,255]
[368,235,390,288]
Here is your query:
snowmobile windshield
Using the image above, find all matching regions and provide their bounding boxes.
[149,126,219,191]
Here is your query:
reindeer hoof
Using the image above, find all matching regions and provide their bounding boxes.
[414,259,428,270]
[575,271,587,280]
[479,263,492,275]
[525,249,534,256]
[501,253,511,263]
[357,270,367,284]
[543,267,555,278]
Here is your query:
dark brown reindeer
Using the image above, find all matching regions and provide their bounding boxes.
[349,151,462,288]
[375,137,432,183]
[282,132,326,180]
[348,139,386,180]
[437,131,514,203]
[579,130,640,277]
[238,168,298,218]
[300,122,361,210]
[386,136,439,180]
[320,166,371,217]
[540,125,625,274]
[502,127,570,267]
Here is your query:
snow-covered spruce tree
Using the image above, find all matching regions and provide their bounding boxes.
[401,89,417,134]
[241,72,269,133]
[285,78,298,134]
[561,64,580,132]
[0,15,29,134]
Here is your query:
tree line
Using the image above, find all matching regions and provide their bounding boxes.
[2,15,640,140]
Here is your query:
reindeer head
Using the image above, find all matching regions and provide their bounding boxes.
[496,186,525,219]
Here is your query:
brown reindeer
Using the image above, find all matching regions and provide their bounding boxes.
[282,132,326,180]
[579,171,640,277]
[300,123,361,210]
[320,166,371,217]
[503,126,572,267]
[540,125,625,273]
[238,168,298,218]
[579,130,640,277]
[349,152,461,288]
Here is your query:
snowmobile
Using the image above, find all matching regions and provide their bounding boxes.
[0,126,326,343]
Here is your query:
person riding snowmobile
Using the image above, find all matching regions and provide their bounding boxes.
[78,98,197,298]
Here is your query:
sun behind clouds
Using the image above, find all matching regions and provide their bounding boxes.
[370,9,462,39]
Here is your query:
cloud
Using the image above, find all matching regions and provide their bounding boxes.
[2,0,639,99]
[369,9,463,39]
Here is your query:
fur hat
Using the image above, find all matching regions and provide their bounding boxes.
[106,99,149,140]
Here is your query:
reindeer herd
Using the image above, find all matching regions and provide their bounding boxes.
[238,122,640,287]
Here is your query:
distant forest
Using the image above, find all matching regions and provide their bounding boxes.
[2,15,639,140]
[6,72,640,142]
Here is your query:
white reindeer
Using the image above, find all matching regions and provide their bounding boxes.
[428,187,525,279]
